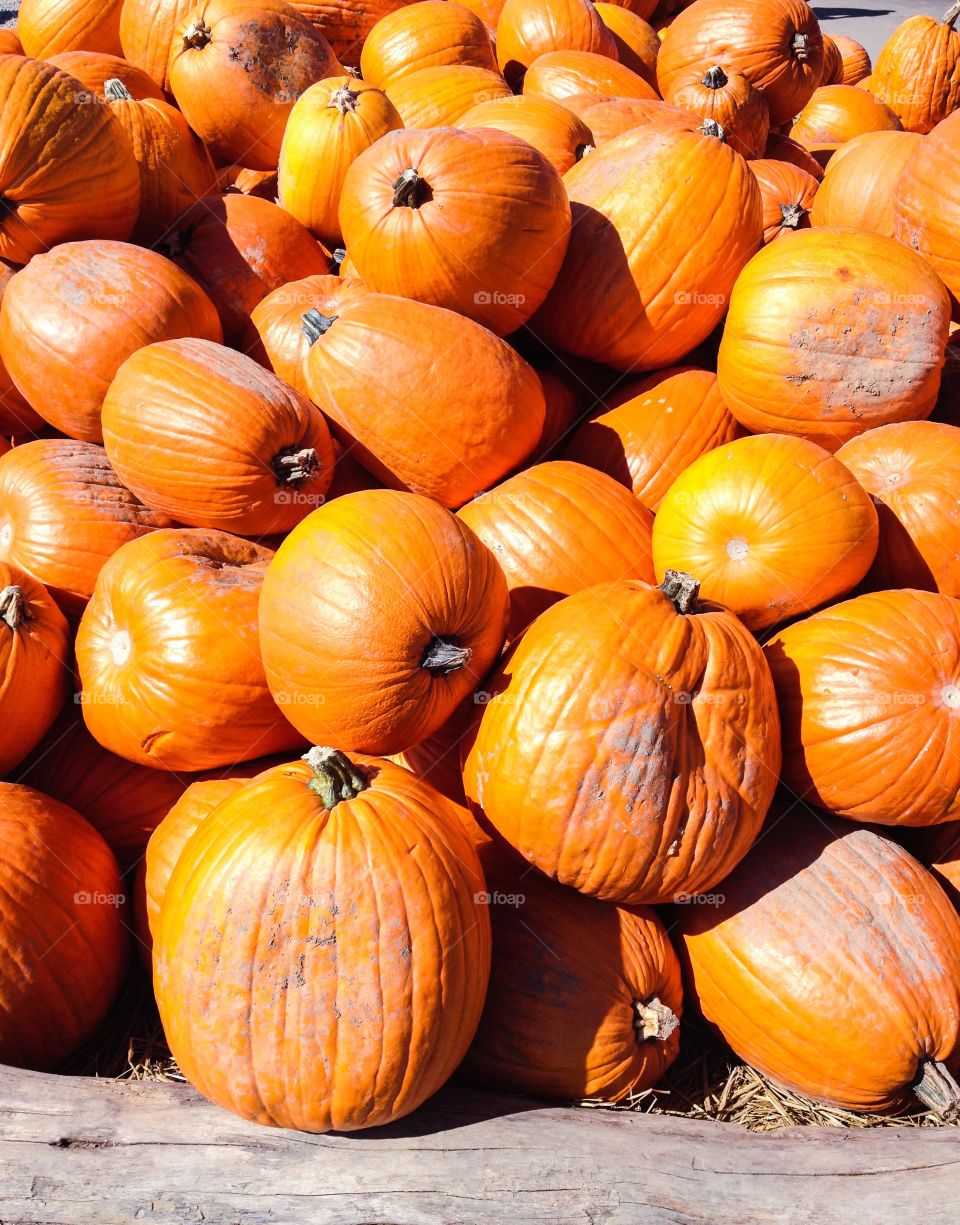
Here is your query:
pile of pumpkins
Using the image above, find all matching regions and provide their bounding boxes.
[1,0,960,1134]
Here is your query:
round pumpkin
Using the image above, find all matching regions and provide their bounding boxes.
[809,129,921,238]
[0,241,222,444]
[869,5,960,134]
[749,157,818,242]
[102,338,335,536]
[278,76,402,247]
[292,0,412,64]
[0,56,140,264]
[765,589,960,826]
[462,573,781,904]
[457,93,594,175]
[496,0,617,91]
[0,439,172,616]
[652,433,878,632]
[0,30,22,55]
[663,62,770,157]
[522,48,659,102]
[0,264,43,437]
[594,4,660,88]
[19,0,123,57]
[360,1,497,88]
[45,50,166,99]
[819,32,843,84]
[789,83,903,158]
[120,0,197,91]
[893,109,960,309]
[563,366,738,511]
[0,784,127,1072]
[832,32,871,85]
[569,94,696,142]
[168,0,341,170]
[656,0,824,125]
[761,128,824,178]
[154,748,491,1132]
[383,64,511,127]
[677,806,960,1115]
[716,228,951,450]
[533,125,762,372]
[301,294,545,507]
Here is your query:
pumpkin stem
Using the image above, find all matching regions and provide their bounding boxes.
[701,65,728,89]
[780,201,807,229]
[392,168,429,208]
[332,247,347,273]
[913,1059,960,1119]
[272,446,321,486]
[699,118,726,142]
[575,142,594,160]
[183,19,212,49]
[104,78,134,102]
[634,996,679,1043]
[328,86,360,113]
[659,570,700,615]
[0,585,27,631]
[301,308,338,346]
[943,1,960,27]
[421,635,472,676]
[791,32,810,61]
[303,747,369,809]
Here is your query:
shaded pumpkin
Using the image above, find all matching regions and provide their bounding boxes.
[496,0,617,91]
[359,1,497,88]
[383,64,511,127]
[893,109,960,308]
[869,4,960,134]
[119,0,197,91]
[522,48,658,102]
[594,4,660,88]
[600,0,657,15]
[832,32,871,85]
[819,32,843,84]
[215,164,278,198]
[913,821,960,912]
[0,30,22,55]
[531,369,584,459]
[809,129,921,238]
[457,93,594,175]
[749,156,818,242]
[44,51,166,99]
[788,84,902,158]
[566,93,696,141]
[291,0,413,63]
[389,694,475,805]
[456,0,507,27]
[0,263,43,437]
[663,62,769,157]
[761,128,824,178]
[18,0,123,57]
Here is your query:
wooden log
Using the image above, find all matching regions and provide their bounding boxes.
[0,1066,957,1224]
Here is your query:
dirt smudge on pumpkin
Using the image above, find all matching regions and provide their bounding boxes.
[229,20,313,100]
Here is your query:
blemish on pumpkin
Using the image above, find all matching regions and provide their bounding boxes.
[836,267,852,280]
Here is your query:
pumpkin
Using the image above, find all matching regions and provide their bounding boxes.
[564,366,738,511]
[765,589,960,826]
[119,0,197,91]
[832,32,871,85]
[0,265,43,437]
[0,241,222,444]
[18,0,123,57]
[389,694,474,805]
[0,30,22,55]
[0,785,127,1072]
[869,4,960,134]
[677,804,960,1116]
[809,129,921,239]
[716,228,951,451]
[278,76,402,246]
[300,294,545,506]
[569,94,696,141]
[662,62,770,157]
[532,125,762,372]
[383,64,511,127]
[652,433,878,632]
[893,110,960,309]
[522,48,659,102]
[102,338,335,536]
[749,157,817,242]
[463,573,781,904]
[789,84,903,158]
[532,369,584,459]
[936,328,960,425]
[360,1,497,88]
[0,564,71,775]
[168,0,342,170]
[463,850,682,1102]
[836,422,960,597]
[601,0,657,15]
[216,164,278,198]
[761,128,824,178]
[656,0,823,125]
[458,461,655,639]
[45,51,166,99]
[165,194,332,345]
[913,822,960,912]
[457,93,594,175]
[291,0,412,64]
[77,528,304,772]
[339,126,570,335]
[154,748,491,1131]
[456,0,506,27]
[594,4,660,88]
[496,0,618,91]
[0,56,140,264]
[0,439,172,616]
[819,32,843,84]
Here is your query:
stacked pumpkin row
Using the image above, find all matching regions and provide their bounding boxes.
[0,0,958,1134]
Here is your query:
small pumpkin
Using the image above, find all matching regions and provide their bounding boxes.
[809,129,921,237]
[457,93,594,175]
[568,94,696,141]
[832,32,871,85]
[749,156,817,241]
[893,109,960,308]
[360,1,497,88]
[869,3,960,134]
[594,4,660,88]
[522,48,659,102]
[761,128,824,178]
[45,51,166,99]
[496,0,618,91]
[18,0,123,57]
[664,62,770,157]
[788,84,903,158]
[120,0,197,91]
[383,64,511,127]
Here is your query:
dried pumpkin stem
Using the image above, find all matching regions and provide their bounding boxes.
[104,78,134,102]
[780,201,807,229]
[183,19,212,50]
[422,636,472,676]
[0,585,26,630]
[328,86,360,114]
[659,570,700,615]
[303,747,369,809]
[575,142,594,160]
[701,65,728,89]
[791,32,810,61]
[272,446,320,486]
[393,168,428,208]
[699,118,726,142]
[943,1,960,27]
[634,996,679,1042]
[301,308,338,346]
[912,1059,960,1119]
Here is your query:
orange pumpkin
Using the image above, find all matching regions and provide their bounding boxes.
[120,0,197,91]
[819,32,843,83]
[0,241,222,443]
[301,294,545,507]
[652,433,878,632]
[869,4,960,134]
[809,129,921,238]
[788,84,903,157]
[832,32,871,85]
[462,573,781,904]
[567,93,689,139]
[914,821,960,912]
[18,0,123,57]
[278,76,402,246]
[259,490,509,754]
[836,421,960,597]
[457,93,594,174]
[894,109,960,308]
[532,369,584,459]
[664,62,769,156]
[291,0,412,64]
[496,0,617,90]
[594,4,660,88]
[533,125,762,371]
[360,1,497,87]
[0,264,44,437]
[383,63,511,127]
[215,164,278,198]
[522,48,658,102]
[339,126,570,335]
[45,51,166,99]
[765,589,960,826]
[749,157,817,242]
[564,366,738,511]
[761,128,824,178]
[389,694,474,804]
[0,439,173,616]
[102,339,335,536]
[168,0,341,170]
[0,29,22,55]
[717,228,951,450]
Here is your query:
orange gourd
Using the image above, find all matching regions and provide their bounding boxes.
[44,51,166,99]
[869,3,960,134]
[291,0,413,64]
[594,4,659,88]
[788,84,903,156]
[0,264,43,437]
[819,32,843,83]
[383,64,511,127]
[749,157,818,242]
[496,0,618,90]
[522,48,658,102]
[832,32,871,85]
[568,94,695,141]
[894,109,960,309]
[761,128,824,178]
[457,93,594,175]
[809,129,920,237]
[18,0,123,57]
[664,62,770,157]
[360,1,497,87]
[120,0,197,91]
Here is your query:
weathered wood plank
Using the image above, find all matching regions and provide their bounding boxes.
[0,1067,956,1224]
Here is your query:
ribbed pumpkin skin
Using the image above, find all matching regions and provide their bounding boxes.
[522,48,658,102]
[292,0,411,63]
[383,64,511,127]
[533,126,762,372]
[0,564,71,776]
[462,580,781,904]
[789,84,903,151]
[0,242,221,444]
[0,264,43,437]
[836,422,960,597]
[0,785,128,1071]
[749,158,818,243]
[168,0,342,171]
[832,33,871,85]
[571,95,695,142]
[19,0,123,57]
[652,434,878,632]
[259,490,509,754]
[594,4,659,87]
[45,51,166,99]
[819,33,843,83]
[360,1,497,87]
[496,0,618,90]
[457,94,593,175]
[656,0,824,125]
[0,440,173,616]
[278,77,402,246]
[765,590,960,826]
[154,754,492,1131]
[663,64,770,158]
[458,461,655,639]
[809,130,920,238]
[102,339,334,536]
[677,810,960,1113]
[120,0,197,90]
[0,57,140,264]
[340,126,569,335]
[301,295,545,507]
[532,370,583,460]
[717,229,951,451]
[870,11,960,134]
[762,129,824,178]
[0,30,22,55]
[893,110,960,308]
[563,367,738,512]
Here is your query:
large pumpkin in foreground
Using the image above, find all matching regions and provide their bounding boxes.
[154,748,491,1132]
